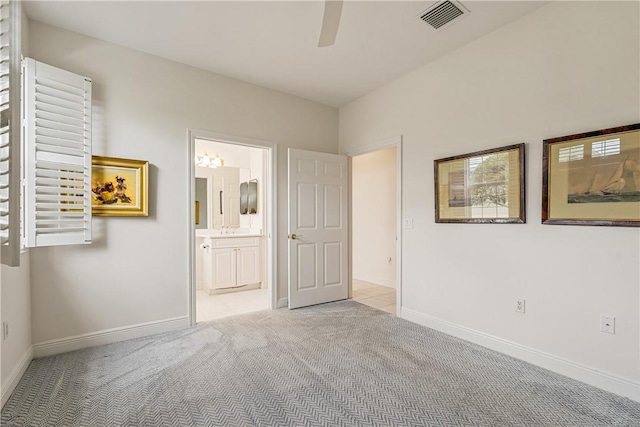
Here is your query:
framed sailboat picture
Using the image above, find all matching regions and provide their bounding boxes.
[542,123,640,226]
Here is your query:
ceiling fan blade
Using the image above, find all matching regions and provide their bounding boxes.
[318,0,343,47]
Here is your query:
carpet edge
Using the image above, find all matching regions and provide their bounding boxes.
[401,307,640,402]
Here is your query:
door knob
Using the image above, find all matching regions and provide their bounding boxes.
[290,233,303,240]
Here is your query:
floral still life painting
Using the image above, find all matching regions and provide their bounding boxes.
[91,156,149,217]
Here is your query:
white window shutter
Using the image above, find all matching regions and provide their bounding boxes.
[23,58,92,247]
[0,0,21,266]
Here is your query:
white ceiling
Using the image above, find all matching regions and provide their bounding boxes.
[23,1,547,108]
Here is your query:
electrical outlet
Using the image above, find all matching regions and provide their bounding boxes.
[403,218,413,229]
[601,315,615,334]
[515,299,525,314]
[2,321,8,340]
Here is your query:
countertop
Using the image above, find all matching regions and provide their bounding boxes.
[196,230,263,239]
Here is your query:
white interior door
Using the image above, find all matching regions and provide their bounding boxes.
[288,148,348,309]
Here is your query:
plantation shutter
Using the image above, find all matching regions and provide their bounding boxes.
[0,0,20,266]
[23,58,92,247]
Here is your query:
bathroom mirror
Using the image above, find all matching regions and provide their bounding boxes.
[196,166,240,229]
[240,179,258,215]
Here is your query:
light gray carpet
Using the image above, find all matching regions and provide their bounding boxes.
[2,300,639,426]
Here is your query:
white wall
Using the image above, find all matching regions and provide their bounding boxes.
[28,20,338,345]
[1,253,32,407]
[340,2,639,399]
[352,147,397,287]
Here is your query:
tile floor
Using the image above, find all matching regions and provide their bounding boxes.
[196,279,396,323]
[352,279,396,315]
[196,287,269,323]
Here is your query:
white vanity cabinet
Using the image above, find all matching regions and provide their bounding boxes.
[203,236,261,293]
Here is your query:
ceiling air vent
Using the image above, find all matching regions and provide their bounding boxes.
[419,0,468,30]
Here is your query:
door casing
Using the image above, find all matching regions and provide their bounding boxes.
[187,129,277,326]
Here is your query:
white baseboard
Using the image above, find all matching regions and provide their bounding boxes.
[353,276,396,289]
[400,307,640,402]
[276,297,288,309]
[1,345,33,408]
[33,316,189,358]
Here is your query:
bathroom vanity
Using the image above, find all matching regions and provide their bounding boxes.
[200,234,262,293]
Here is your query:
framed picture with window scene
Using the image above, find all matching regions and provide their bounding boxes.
[542,123,640,227]
[434,143,525,224]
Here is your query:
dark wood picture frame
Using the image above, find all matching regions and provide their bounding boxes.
[542,123,640,227]
[434,143,526,224]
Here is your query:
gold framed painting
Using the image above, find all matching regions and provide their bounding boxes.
[434,143,525,224]
[542,123,640,227]
[91,156,149,217]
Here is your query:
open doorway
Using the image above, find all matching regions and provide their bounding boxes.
[349,142,401,315]
[189,134,275,324]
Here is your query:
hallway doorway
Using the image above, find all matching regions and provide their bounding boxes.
[350,143,400,315]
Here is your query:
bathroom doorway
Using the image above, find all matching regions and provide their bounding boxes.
[188,131,276,325]
[347,137,402,316]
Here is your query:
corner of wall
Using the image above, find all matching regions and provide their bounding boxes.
[1,251,33,408]
[1,345,33,408]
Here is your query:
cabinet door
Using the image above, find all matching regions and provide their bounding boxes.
[210,166,240,228]
[224,168,240,228]
[212,248,237,289]
[236,246,260,286]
